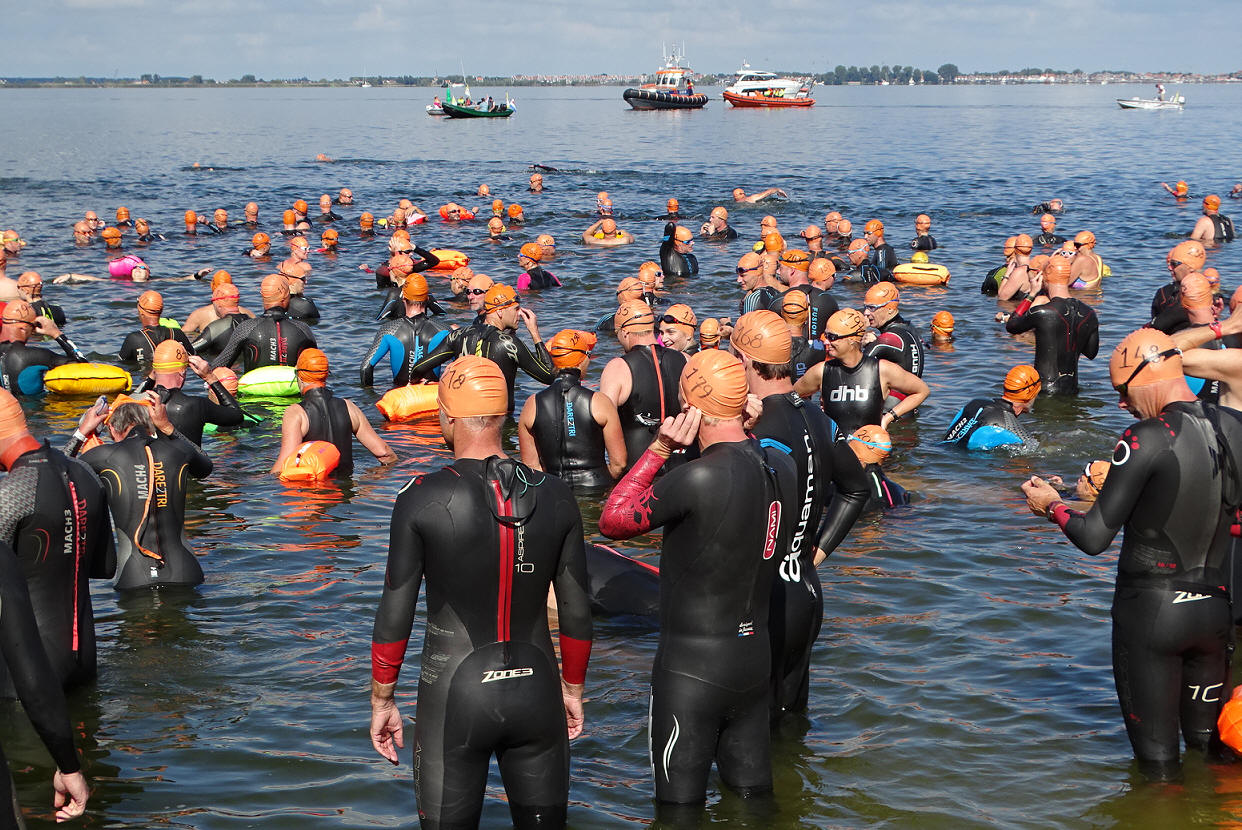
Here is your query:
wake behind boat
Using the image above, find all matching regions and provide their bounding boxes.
[623,46,708,111]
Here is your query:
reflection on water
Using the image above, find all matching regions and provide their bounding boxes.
[0,83,1240,827]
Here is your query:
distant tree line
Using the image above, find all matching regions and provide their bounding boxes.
[806,63,958,85]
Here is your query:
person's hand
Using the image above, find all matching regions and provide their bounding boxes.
[994,311,1009,323]
[776,189,788,198]
[188,355,211,379]
[34,316,62,339]
[52,769,89,823]
[861,330,877,346]
[78,397,108,437]
[148,392,174,436]
[1029,271,1044,296]
[1045,474,1064,487]
[370,698,404,764]
[562,680,585,740]
[652,407,702,457]
[880,411,895,431]
[742,393,763,430]
[518,307,540,338]
[1231,183,1242,196]
[1021,475,1062,517]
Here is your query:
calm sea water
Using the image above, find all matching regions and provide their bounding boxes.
[1,83,1242,829]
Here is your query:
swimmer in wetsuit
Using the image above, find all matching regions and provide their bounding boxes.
[1003,258,1099,394]
[518,329,626,490]
[209,275,317,374]
[1150,240,1208,335]
[370,355,593,829]
[863,282,925,380]
[0,300,87,396]
[659,223,699,278]
[778,290,826,381]
[863,220,898,282]
[941,365,1040,450]
[117,290,195,368]
[243,231,271,259]
[794,309,929,437]
[360,275,452,390]
[700,206,738,241]
[272,349,395,478]
[846,425,910,511]
[188,282,252,359]
[909,214,937,251]
[776,250,838,339]
[0,389,114,695]
[657,304,697,353]
[1191,194,1236,245]
[1022,329,1242,781]
[600,349,797,811]
[409,285,555,414]
[736,252,779,315]
[599,301,688,472]
[733,311,868,720]
[517,242,562,290]
[15,272,66,327]
[1034,213,1066,246]
[70,393,212,590]
[135,341,243,445]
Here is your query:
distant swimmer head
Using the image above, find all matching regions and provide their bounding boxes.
[761,215,778,231]
[212,282,240,309]
[1048,198,1064,212]
[848,425,892,466]
[115,206,130,222]
[1204,194,1222,212]
[1180,273,1213,310]
[137,290,164,316]
[213,208,228,224]
[281,209,297,227]
[731,309,791,364]
[467,272,494,294]
[1109,328,1182,396]
[779,249,810,272]
[1003,236,1017,257]
[824,308,867,341]
[152,340,189,374]
[359,212,375,228]
[488,217,506,234]
[211,269,233,290]
[847,238,870,264]
[837,219,853,236]
[211,367,239,399]
[910,251,930,264]
[321,228,339,245]
[667,198,679,212]
[1002,365,1041,403]
[763,232,785,253]
[1040,212,1057,232]
[864,219,884,237]
[930,310,955,336]
[1203,267,1221,293]
[800,224,822,241]
[245,201,260,217]
[519,242,543,263]
[809,257,836,287]
[0,388,29,444]
[391,208,408,226]
[478,184,491,197]
[614,300,656,334]
[548,329,597,370]
[732,188,746,200]
[134,218,150,234]
[1014,234,1033,255]
[915,214,931,231]
[252,232,270,249]
[1074,230,1095,248]
[824,211,842,228]
[1175,181,1189,196]
[184,210,197,227]
[698,317,721,348]
[712,206,729,222]
[537,234,556,251]
[438,355,509,419]
[1042,256,1072,285]
[1167,239,1206,273]
[402,274,429,303]
[780,289,810,327]
[100,227,122,246]
[529,173,543,186]
[508,203,524,219]
[680,348,748,420]
[289,236,310,254]
[449,266,474,294]
[491,199,504,215]
[260,274,291,305]
[295,348,330,388]
[337,189,352,203]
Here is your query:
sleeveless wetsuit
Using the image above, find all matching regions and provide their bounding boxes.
[1053,401,1242,778]
[286,295,321,323]
[1209,214,1236,243]
[1004,296,1099,394]
[616,344,687,471]
[0,336,85,396]
[789,336,825,381]
[867,314,925,377]
[910,234,938,251]
[300,386,354,477]
[819,356,884,436]
[751,393,869,718]
[118,325,195,366]
[209,308,317,373]
[980,263,1007,296]
[147,383,244,445]
[1035,232,1066,246]
[78,430,212,590]
[599,439,796,803]
[941,397,1032,450]
[659,223,699,279]
[517,266,561,291]
[530,369,612,490]
[372,457,592,828]
[776,286,838,340]
[410,323,556,414]
[0,442,114,696]
[189,312,249,359]
[359,314,451,388]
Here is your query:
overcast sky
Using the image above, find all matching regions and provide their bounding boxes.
[5,0,1239,78]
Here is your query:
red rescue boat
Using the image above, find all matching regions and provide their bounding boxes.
[722,89,815,108]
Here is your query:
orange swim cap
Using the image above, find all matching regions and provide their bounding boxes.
[848,425,892,465]
[680,349,748,420]
[736,252,763,274]
[16,272,41,291]
[614,300,655,333]
[134,219,149,233]
[1,301,35,325]
[1109,329,1182,391]
[101,227,122,241]
[1180,273,1213,310]
[467,273,494,294]
[800,225,822,240]
[824,211,842,223]
[536,233,555,248]
[293,199,308,214]
[438,355,509,418]
[296,348,330,387]
[518,242,543,263]
[809,258,836,281]
[667,198,679,211]
[289,235,309,250]
[402,274,429,303]
[674,225,694,243]
[212,283,240,308]
[864,219,884,235]
[837,219,852,235]
[548,329,597,370]
[847,238,870,256]
[491,199,504,213]
[1205,194,1222,211]
[1083,460,1110,492]
[1014,234,1033,255]
[212,367,239,397]
[1219,687,1242,753]
[184,210,197,224]
[1042,257,1073,285]
[152,340,189,372]
[1029,254,1050,273]
[663,303,697,332]
[597,191,609,201]
[252,232,270,248]
[487,217,505,233]
[732,310,792,364]
[1176,181,1189,195]
[116,206,130,221]
[864,282,899,308]
[600,218,619,235]
[360,212,374,227]
[213,208,228,223]
[780,290,810,326]
[616,276,644,299]
[1074,230,1096,247]
[282,209,296,225]
[321,228,339,243]
[1003,236,1017,257]
[1003,365,1041,402]
[1040,213,1056,230]
[915,213,931,227]
[931,311,955,334]
[761,215,777,229]
[1203,267,1221,292]
[763,233,785,253]
[779,249,810,271]
[0,388,28,442]
[699,318,721,347]
[508,204,523,218]
[1168,240,1207,271]
[711,206,728,221]
[210,270,233,291]
[482,284,518,314]
[825,308,867,339]
[260,274,290,304]
[137,290,163,315]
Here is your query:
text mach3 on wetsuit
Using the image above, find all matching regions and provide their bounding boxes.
[1054,401,1242,775]
[617,344,687,469]
[190,312,250,359]
[866,314,925,378]
[300,386,355,477]
[359,313,451,388]
[600,439,796,803]
[0,336,85,396]
[79,430,212,590]
[209,308,317,373]
[1004,298,1099,394]
[0,442,114,696]
[819,355,884,436]
[372,458,592,828]
[530,368,611,489]
[941,398,1033,450]
[410,324,556,414]
[751,392,868,718]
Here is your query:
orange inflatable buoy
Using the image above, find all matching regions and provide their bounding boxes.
[891,263,951,285]
[1218,686,1242,752]
[376,383,440,422]
[428,249,470,271]
[279,441,341,482]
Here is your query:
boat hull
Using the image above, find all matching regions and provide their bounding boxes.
[722,90,814,108]
[1116,98,1184,110]
[623,88,708,110]
[442,101,514,118]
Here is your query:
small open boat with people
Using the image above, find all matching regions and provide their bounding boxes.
[623,46,708,111]
[437,83,515,118]
[722,63,814,107]
[1117,83,1184,110]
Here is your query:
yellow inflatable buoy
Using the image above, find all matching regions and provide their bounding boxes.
[376,384,439,422]
[44,363,133,396]
[428,249,470,272]
[892,262,951,286]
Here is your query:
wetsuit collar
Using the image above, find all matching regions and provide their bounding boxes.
[0,434,42,470]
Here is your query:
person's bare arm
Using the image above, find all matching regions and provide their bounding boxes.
[598,356,631,408]
[879,361,929,429]
[271,405,309,473]
[349,400,397,465]
[792,361,824,400]
[592,391,627,478]
[517,395,542,470]
[1190,216,1215,243]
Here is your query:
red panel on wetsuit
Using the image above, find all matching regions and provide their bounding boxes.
[559,635,591,685]
[492,481,514,642]
[371,639,409,684]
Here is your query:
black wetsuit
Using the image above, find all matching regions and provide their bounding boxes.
[861,463,910,511]
[789,336,825,381]
[659,223,699,278]
[615,344,687,471]
[190,312,249,359]
[0,336,85,396]
[1052,400,1242,779]
[410,323,556,414]
[865,244,898,282]
[980,263,1007,296]
[299,386,354,477]
[209,307,317,373]
[777,285,838,340]
[529,369,612,489]
[118,325,195,366]
[376,246,440,290]
[318,210,342,223]
[751,393,868,718]
[29,299,66,327]
[371,457,592,829]
[1035,232,1067,246]
[521,265,560,290]
[740,286,779,316]
[910,234,938,251]
[0,540,82,827]
[0,442,114,696]
[867,314,925,377]
[1208,214,1235,243]
[940,398,1032,450]
[700,226,738,241]
[143,383,244,445]
[286,295,321,323]
[1004,296,1099,394]
[819,356,884,436]
[77,429,212,590]
[1149,282,1190,335]
[360,314,451,388]
[599,439,796,804]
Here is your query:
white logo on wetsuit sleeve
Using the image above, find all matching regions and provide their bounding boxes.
[1172,591,1212,604]
[481,667,533,683]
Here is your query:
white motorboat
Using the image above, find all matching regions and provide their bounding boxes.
[1117,94,1184,110]
[724,63,807,97]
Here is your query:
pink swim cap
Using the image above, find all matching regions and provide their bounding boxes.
[108,254,146,278]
